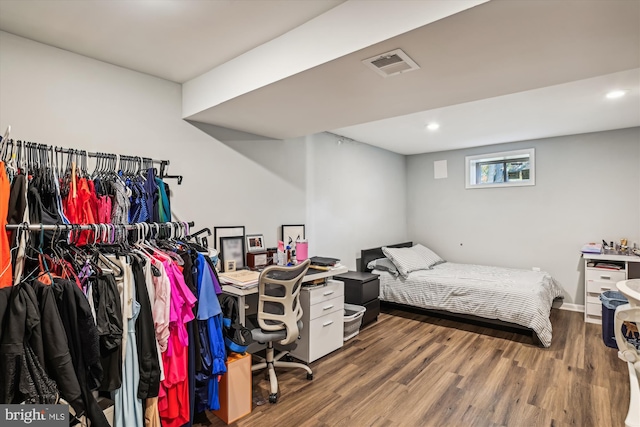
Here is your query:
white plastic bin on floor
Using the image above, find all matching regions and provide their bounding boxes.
[343,303,366,341]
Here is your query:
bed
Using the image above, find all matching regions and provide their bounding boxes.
[360,242,564,347]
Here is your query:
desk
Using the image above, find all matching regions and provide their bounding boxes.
[222,265,348,363]
[583,253,640,324]
[221,265,348,326]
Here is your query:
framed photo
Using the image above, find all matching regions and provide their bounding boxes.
[282,224,305,253]
[220,236,245,270]
[246,234,265,253]
[214,226,245,251]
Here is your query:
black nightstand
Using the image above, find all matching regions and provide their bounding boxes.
[334,271,380,327]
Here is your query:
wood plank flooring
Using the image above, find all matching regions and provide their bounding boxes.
[195,307,630,427]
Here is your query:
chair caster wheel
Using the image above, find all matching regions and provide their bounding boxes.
[284,354,294,362]
[307,373,313,380]
[269,393,278,404]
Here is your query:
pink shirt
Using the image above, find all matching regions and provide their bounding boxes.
[151,259,171,353]
[158,259,196,427]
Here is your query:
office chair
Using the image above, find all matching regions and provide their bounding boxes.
[250,259,312,404]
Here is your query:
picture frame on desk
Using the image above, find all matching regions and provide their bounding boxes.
[214,226,245,251]
[246,234,265,253]
[282,224,305,253]
[220,236,246,270]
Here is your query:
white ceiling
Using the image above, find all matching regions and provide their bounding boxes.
[0,0,638,155]
[0,0,345,83]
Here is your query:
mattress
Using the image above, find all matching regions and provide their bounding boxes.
[376,262,563,347]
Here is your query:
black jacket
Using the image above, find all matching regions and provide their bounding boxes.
[31,280,85,416]
[0,283,59,405]
[131,257,161,398]
[91,272,123,392]
[52,278,109,427]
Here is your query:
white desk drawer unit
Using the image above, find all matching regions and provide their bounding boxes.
[289,279,344,363]
[583,254,640,324]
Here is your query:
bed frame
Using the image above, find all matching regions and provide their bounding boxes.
[360,242,541,346]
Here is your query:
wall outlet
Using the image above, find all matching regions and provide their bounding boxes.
[532,267,541,271]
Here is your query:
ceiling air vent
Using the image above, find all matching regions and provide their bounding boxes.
[363,48,420,78]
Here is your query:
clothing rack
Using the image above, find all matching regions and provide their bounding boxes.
[1,139,183,185]
[4,221,194,232]
[54,147,166,164]
[55,146,183,185]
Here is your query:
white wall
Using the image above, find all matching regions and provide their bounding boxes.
[304,132,407,270]
[0,31,407,270]
[407,128,640,305]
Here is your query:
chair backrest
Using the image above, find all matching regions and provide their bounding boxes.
[256,259,311,345]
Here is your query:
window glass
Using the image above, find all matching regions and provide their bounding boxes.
[466,149,535,189]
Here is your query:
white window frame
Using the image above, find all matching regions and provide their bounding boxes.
[465,148,535,189]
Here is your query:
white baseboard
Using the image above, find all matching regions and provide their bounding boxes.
[553,300,584,312]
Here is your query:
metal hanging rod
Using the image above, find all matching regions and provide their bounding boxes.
[3,140,183,184]
[5,221,194,232]
[53,147,169,166]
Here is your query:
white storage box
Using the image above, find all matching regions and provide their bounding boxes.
[343,303,366,341]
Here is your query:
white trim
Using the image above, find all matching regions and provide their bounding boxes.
[553,300,584,312]
[465,148,535,189]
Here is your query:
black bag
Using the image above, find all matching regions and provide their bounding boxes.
[218,294,253,353]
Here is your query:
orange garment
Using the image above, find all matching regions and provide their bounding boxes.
[0,162,11,287]
[144,397,161,427]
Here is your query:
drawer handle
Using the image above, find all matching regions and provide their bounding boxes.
[599,275,611,280]
[323,304,334,310]
[600,287,611,291]
[323,290,335,296]
[322,320,334,327]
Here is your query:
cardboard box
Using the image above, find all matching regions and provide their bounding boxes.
[212,352,252,424]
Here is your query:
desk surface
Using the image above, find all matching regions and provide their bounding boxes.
[221,265,349,296]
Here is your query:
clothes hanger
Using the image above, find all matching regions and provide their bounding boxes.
[139,223,184,266]
[0,126,10,162]
[1,125,10,145]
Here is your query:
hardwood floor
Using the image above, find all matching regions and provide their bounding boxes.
[196,308,630,427]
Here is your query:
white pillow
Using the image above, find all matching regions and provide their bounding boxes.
[382,246,431,278]
[412,244,445,268]
[367,258,399,277]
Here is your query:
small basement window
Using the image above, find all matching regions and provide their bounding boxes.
[465,148,535,189]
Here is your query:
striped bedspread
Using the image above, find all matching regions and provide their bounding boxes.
[377,262,564,347]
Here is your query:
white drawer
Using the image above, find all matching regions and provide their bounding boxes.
[587,279,618,294]
[306,280,344,305]
[586,301,602,317]
[586,292,602,305]
[585,268,626,283]
[307,295,343,320]
[307,309,344,362]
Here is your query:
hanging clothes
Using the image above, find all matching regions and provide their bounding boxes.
[1,218,221,426]
[31,280,86,417]
[158,258,197,427]
[155,177,171,222]
[0,162,12,288]
[150,258,171,353]
[129,179,149,224]
[51,278,109,427]
[91,272,124,392]
[108,255,144,427]
[145,168,159,223]
[194,253,226,412]
[111,179,131,225]
[6,172,27,228]
[131,257,161,399]
[0,283,59,405]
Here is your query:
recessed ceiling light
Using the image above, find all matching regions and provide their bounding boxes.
[606,90,627,99]
[426,123,440,131]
